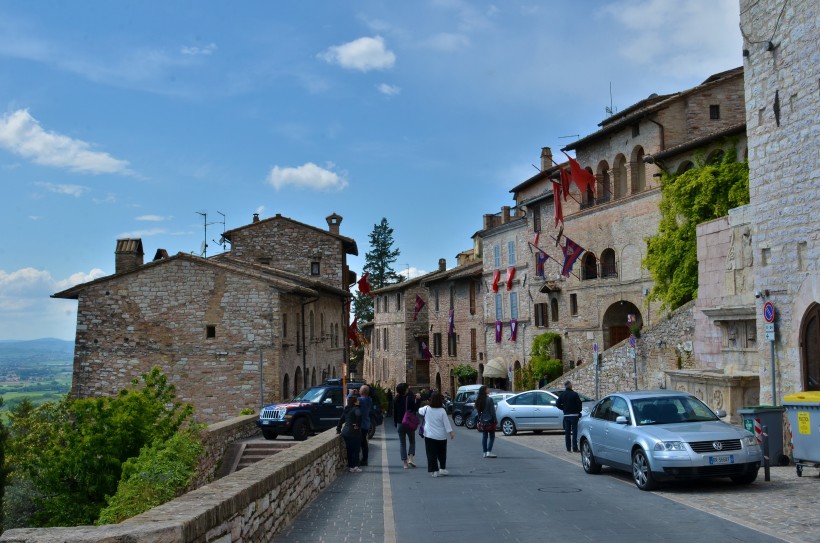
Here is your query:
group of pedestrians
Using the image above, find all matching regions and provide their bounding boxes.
[340,380,580,477]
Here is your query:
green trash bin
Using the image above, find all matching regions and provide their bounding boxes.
[783,392,820,477]
[738,406,788,466]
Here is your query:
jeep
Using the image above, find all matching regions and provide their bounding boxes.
[257,379,380,441]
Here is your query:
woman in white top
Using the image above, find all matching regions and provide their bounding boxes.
[418,392,455,477]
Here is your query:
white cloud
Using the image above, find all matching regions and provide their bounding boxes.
[136,215,170,221]
[377,83,401,96]
[267,162,349,191]
[93,193,117,204]
[181,43,217,56]
[255,205,265,215]
[399,266,427,279]
[0,267,105,340]
[423,33,471,52]
[0,109,132,175]
[318,36,396,72]
[35,181,90,197]
[117,228,167,238]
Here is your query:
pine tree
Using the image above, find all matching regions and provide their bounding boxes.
[353,218,403,325]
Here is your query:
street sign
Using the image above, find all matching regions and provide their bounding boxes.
[629,334,636,348]
[765,322,775,341]
[763,301,775,323]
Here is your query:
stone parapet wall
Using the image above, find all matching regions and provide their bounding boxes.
[549,301,696,397]
[0,430,346,543]
[191,414,260,490]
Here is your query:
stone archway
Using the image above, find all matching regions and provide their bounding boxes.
[294,367,302,396]
[801,303,820,391]
[602,301,643,350]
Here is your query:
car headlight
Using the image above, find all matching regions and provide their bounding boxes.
[653,441,687,452]
[743,435,760,448]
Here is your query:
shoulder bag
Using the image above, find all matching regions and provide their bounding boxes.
[401,396,419,431]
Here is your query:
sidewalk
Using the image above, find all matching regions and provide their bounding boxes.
[277,419,817,543]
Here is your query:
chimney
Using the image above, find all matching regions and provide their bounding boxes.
[501,206,510,224]
[326,212,342,235]
[540,147,553,171]
[438,258,446,272]
[253,213,259,223]
[483,214,494,230]
[115,239,144,274]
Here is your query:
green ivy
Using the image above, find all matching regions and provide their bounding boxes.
[451,364,477,385]
[645,149,749,310]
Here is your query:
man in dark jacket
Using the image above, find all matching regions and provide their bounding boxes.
[555,380,582,452]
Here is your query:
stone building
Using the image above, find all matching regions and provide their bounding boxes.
[53,213,358,424]
[365,254,484,398]
[740,0,819,398]
[501,68,747,381]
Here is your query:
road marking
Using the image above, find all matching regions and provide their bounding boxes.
[381,429,397,543]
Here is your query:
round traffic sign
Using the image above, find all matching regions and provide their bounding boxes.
[763,301,775,323]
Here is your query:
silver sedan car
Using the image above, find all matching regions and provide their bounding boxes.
[495,389,595,436]
[578,390,762,490]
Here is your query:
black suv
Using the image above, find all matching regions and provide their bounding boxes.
[257,379,380,441]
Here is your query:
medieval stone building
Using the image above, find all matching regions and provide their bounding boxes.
[53,213,358,424]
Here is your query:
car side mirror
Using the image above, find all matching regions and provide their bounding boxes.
[615,415,629,424]
[715,409,727,418]
[324,398,333,404]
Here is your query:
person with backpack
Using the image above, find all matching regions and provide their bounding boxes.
[474,385,498,458]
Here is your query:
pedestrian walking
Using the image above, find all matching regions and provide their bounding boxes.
[556,380,582,452]
[474,385,498,458]
[358,384,372,466]
[418,391,454,477]
[336,395,363,472]
[393,382,418,469]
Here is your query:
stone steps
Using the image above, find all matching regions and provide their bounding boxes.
[232,441,295,472]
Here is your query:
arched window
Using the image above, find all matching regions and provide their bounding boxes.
[676,161,694,174]
[282,374,289,401]
[582,253,598,280]
[597,160,611,204]
[632,146,646,192]
[586,167,595,205]
[550,298,559,322]
[294,367,302,396]
[706,149,725,164]
[320,313,325,340]
[311,368,316,386]
[801,304,820,391]
[601,248,617,278]
[614,154,628,199]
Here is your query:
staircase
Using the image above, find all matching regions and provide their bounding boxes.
[229,441,296,473]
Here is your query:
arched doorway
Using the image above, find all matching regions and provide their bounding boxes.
[435,372,442,393]
[282,374,290,401]
[801,303,820,390]
[294,367,302,397]
[602,301,643,350]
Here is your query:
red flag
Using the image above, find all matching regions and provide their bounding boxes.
[559,166,572,201]
[357,272,371,296]
[552,181,563,228]
[412,294,426,321]
[491,269,501,293]
[506,266,516,291]
[348,317,359,345]
[563,151,596,196]
[534,231,540,247]
[510,319,518,341]
[420,340,431,360]
[495,320,502,343]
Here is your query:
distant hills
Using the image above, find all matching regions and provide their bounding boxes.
[0,338,74,365]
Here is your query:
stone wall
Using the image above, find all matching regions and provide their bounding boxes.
[741,0,820,400]
[549,301,697,398]
[0,429,346,543]
[191,414,260,490]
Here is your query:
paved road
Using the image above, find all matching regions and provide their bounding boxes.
[277,417,810,543]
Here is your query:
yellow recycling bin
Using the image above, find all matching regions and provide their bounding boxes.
[783,391,820,477]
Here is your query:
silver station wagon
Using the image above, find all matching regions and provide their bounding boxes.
[578,390,762,490]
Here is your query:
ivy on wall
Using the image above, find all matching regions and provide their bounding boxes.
[644,148,749,310]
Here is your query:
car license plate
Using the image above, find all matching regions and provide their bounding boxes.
[709,455,734,465]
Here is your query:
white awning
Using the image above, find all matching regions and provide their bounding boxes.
[483,358,507,378]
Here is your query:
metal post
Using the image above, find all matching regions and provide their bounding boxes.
[762,424,771,481]
[770,340,777,406]
[259,352,264,408]
[594,354,600,401]
[632,350,637,390]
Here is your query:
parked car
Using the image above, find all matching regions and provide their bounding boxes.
[451,385,504,426]
[464,392,516,429]
[578,390,762,491]
[495,389,596,436]
[257,379,381,441]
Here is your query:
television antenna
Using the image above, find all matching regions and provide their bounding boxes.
[605,81,618,116]
[196,211,218,258]
[212,211,227,252]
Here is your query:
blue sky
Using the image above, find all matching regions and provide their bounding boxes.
[0,1,742,340]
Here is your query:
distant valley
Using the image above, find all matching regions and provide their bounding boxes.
[0,338,73,417]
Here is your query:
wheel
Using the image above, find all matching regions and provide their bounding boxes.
[730,468,759,484]
[292,418,311,441]
[453,412,465,426]
[261,429,279,440]
[581,439,602,474]
[632,449,658,491]
[465,415,477,430]
[501,418,517,436]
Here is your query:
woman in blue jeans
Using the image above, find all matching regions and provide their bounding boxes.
[393,382,419,468]
[474,385,497,458]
